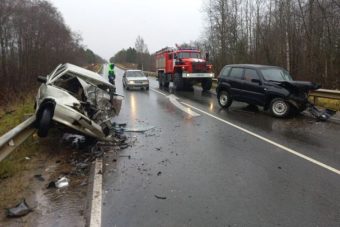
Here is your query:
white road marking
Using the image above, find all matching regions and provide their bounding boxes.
[150,88,200,117]
[150,88,167,96]
[89,158,103,227]
[181,101,340,176]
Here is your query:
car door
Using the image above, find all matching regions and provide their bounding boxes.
[242,68,266,105]
[228,67,245,100]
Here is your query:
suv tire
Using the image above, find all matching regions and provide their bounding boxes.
[218,90,232,108]
[270,98,290,118]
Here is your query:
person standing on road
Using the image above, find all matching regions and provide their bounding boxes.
[108,63,116,85]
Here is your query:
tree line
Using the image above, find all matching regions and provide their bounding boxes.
[200,0,340,89]
[110,36,155,72]
[0,0,105,105]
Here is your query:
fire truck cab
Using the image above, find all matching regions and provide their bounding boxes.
[155,47,214,91]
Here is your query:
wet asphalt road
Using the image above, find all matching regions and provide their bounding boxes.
[102,65,340,227]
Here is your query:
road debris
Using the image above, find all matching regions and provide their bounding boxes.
[154,195,167,200]
[6,200,33,218]
[119,155,131,159]
[48,177,70,189]
[124,126,155,132]
[56,176,70,188]
[62,133,87,149]
[34,174,45,182]
[157,171,162,176]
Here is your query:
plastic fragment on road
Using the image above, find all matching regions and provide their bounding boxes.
[55,176,69,188]
[8,140,15,146]
[124,126,155,133]
[61,133,86,149]
[6,199,33,218]
[34,174,45,182]
[307,104,337,121]
[154,195,167,200]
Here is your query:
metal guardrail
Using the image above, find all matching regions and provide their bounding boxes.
[308,89,340,111]
[0,116,36,162]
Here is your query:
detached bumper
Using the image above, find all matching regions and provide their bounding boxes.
[182,73,214,78]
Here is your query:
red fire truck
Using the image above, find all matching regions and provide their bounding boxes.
[155,47,214,91]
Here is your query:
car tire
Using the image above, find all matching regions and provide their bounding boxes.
[126,86,129,90]
[37,108,53,137]
[201,78,212,91]
[174,72,184,91]
[269,98,291,118]
[146,86,149,90]
[218,90,232,108]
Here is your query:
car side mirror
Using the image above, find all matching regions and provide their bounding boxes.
[37,76,47,83]
[251,79,261,84]
[174,54,178,59]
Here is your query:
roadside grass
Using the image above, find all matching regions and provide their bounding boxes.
[0,96,39,205]
[0,96,35,136]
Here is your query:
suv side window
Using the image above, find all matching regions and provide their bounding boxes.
[244,69,260,82]
[220,66,231,78]
[229,67,244,80]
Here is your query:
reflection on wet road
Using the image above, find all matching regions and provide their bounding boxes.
[102,65,340,227]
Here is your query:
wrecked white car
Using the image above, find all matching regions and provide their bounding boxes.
[35,63,122,140]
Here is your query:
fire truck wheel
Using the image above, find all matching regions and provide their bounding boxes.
[174,73,184,90]
[201,78,212,91]
[158,77,163,88]
[163,82,170,88]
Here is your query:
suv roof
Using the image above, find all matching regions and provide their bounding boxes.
[225,64,282,69]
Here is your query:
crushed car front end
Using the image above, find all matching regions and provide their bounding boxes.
[35,63,122,141]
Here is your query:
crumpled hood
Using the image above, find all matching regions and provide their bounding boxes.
[278,81,321,93]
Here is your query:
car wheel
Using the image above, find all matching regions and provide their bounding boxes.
[270,98,290,118]
[146,86,149,90]
[37,108,53,137]
[218,90,232,108]
[126,86,130,90]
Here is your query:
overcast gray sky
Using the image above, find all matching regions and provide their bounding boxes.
[48,0,205,60]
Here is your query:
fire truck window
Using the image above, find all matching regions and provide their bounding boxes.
[168,54,172,59]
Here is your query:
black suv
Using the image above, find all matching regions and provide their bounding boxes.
[216,64,320,117]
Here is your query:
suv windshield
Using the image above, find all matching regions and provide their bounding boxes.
[261,68,293,81]
[178,52,201,59]
[126,71,145,78]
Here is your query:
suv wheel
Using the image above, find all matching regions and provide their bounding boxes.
[270,98,290,118]
[218,90,232,108]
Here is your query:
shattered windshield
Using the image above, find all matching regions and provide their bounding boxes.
[261,68,293,81]
[126,71,145,78]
